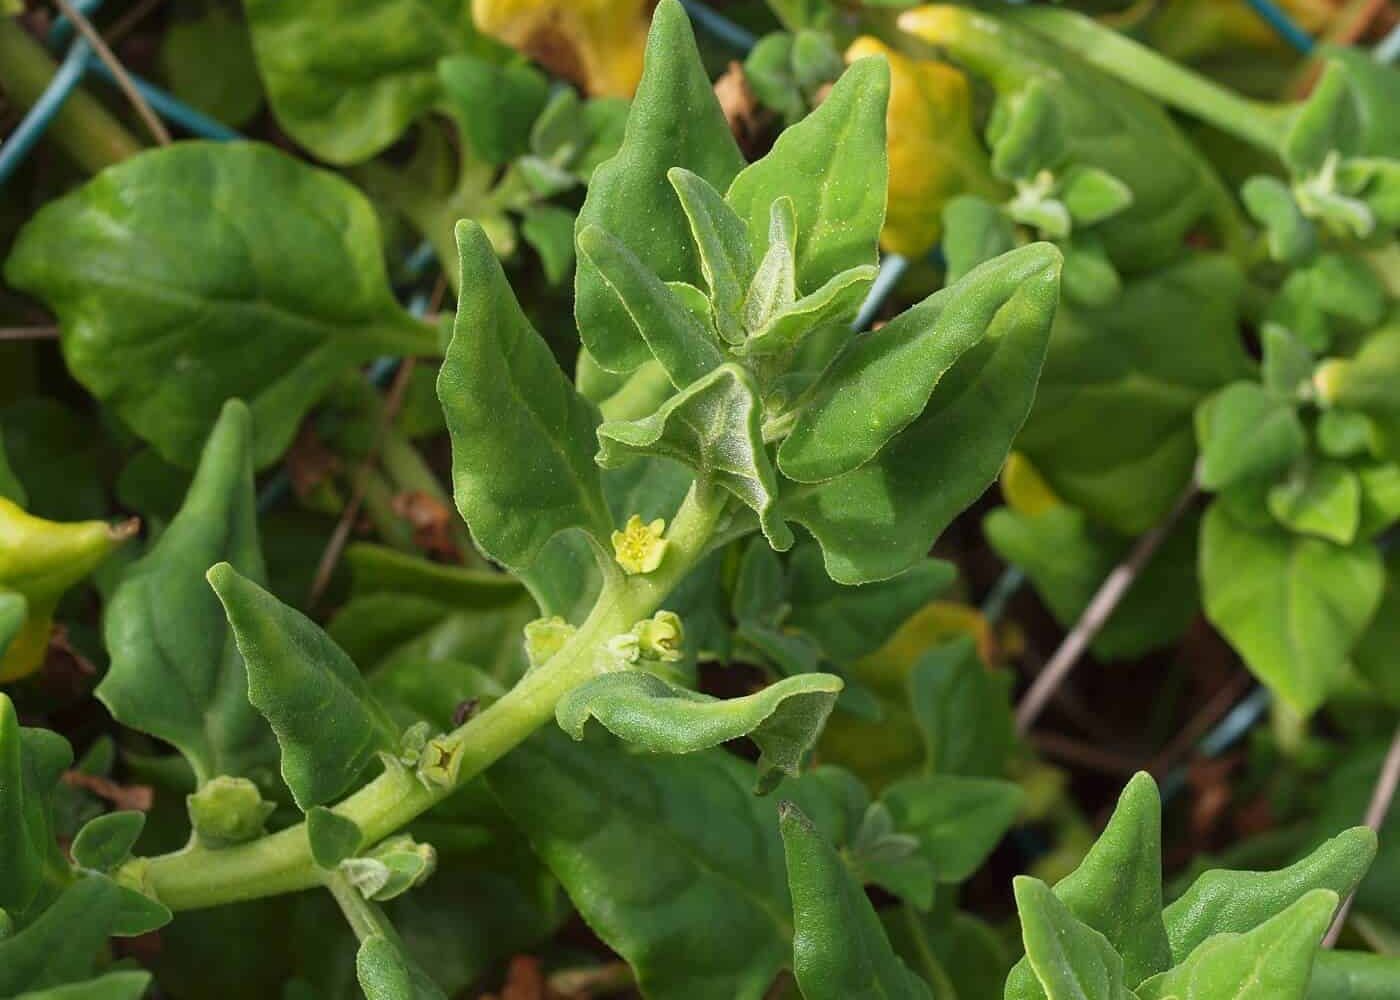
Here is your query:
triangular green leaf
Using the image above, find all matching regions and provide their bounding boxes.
[1014,876,1138,1000]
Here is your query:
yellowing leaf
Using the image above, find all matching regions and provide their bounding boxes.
[0,500,135,681]
[1001,452,1063,516]
[472,0,650,97]
[845,36,1001,258]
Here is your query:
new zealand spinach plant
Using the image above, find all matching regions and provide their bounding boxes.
[1,0,1398,997]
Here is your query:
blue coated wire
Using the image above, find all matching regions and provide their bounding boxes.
[853,254,909,331]
[1159,687,1273,802]
[679,0,758,52]
[0,39,89,185]
[1242,0,1315,53]
[45,0,104,49]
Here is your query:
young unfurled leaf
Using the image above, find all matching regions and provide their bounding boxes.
[1162,826,1375,962]
[744,264,877,359]
[99,400,280,788]
[1137,890,1336,1000]
[69,811,144,872]
[4,143,438,468]
[0,695,70,928]
[440,221,614,574]
[597,364,793,550]
[744,197,799,335]
[1197,382,1306,491]
[576,224,724,389]
[727,58,890,296]
[308,808,364,869]
[574,0,744,373]
[669,167,752,346]
[780,802,933,999]
[1200,504,1383,715]
[1013,876,1137,1000]
[207,563,396,809]
[781,242,1062,484]
[490,730,805,999]
[881,774,1023,884]
[244,0,487,164]
[0,500,132,682]
[782,246,1061,584]
[1005,773,1171,999]
[556,670,842,792]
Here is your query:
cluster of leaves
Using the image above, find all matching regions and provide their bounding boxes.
[0,0,1398,998]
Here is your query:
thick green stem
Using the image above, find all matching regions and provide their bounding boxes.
[1006,7,1294,154]
[0,19,142,173]
[130,483,728,911]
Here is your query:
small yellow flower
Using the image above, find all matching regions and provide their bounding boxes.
[612,514,668,575]
[472,0,651,98]
[523,615,577,669]
[846,35,1003,258]
[635,610,684,662]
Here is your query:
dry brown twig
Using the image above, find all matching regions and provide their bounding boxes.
[50,0,171,146]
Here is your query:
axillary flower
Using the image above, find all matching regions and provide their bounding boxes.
[472,0,651,98]
[612,514,668,575]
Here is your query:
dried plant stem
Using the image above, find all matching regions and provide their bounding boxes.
[1323,720,1400,948]
[51,0,171,146]
[0,326,60,341]
[1015,481,1200,735]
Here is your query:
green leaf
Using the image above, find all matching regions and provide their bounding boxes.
[160,2,262,127]
[519,204,577,287]
[1355,554,1400,706]
[668,166,752,346]
[244,0,487,163]
[329,544,537,690]
[910,636,1015,779]
[1267,462,1362,544]
[0,694,70,927]
[98,400,280,788]
[1138,890,1336,1000]
[1017,254,1253,534]
[0,428,26,506]
[1060,166,1134,226]
[881,774,1023,884]
[308,808,364,869]
[1282,60,1362,175]
[1242,176,1316,265]
[781,243,1062,484]
[1200,503,1384,715]
[556,671,842,792]
[780,801,933,1000]
[489,730,807,1000]
[440,220,614,574]
[0,592,24,661]
[1308,950,1400,998]
[1163,826,1376,963]
[438,55,549,165]
[4,143,435,468]
[745,265,877,359]
[1006,773,1171,999]
[885,904,1014,1000]
[597,363,793,550]
[70,811,144,872]
[1014,876,1138,1000]
[207,563,395,809]
[942,195,1018,284]
[0,877,134,995]
[782,246,1061,584]
[984,504,1200,660]
[786,548,956,665]
[726,57,890,296]
[576,224,724,389]
[574,0,744,373]
[1197,382,1307,492]
[356,933,448,1000]
[13,970,153,1000]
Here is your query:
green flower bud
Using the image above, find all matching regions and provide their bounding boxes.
[187,776,275,848]
[340,835,437,901]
